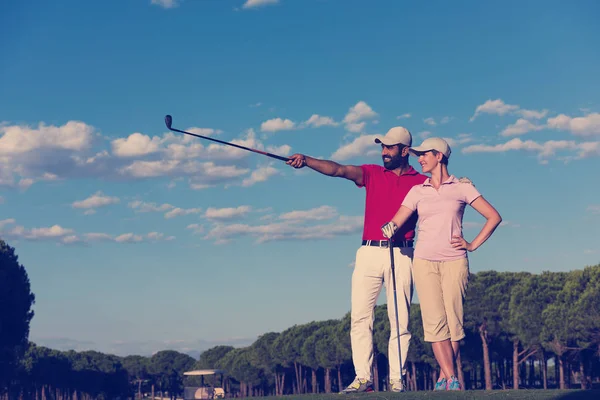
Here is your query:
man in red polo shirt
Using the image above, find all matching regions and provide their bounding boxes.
[286,126,427,393]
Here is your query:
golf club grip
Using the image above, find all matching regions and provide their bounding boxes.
[172,128,290,162]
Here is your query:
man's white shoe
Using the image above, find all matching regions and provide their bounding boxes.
[389,379,405,392]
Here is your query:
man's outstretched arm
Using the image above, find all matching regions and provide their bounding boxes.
[287,154,364,186]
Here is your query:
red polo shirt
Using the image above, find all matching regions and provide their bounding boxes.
[357,164,428,242]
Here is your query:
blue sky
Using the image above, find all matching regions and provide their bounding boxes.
[1,0,599,357]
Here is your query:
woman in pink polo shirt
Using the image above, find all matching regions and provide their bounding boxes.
[380,137,502,391]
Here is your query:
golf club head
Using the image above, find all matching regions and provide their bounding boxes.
[165,115,173,129]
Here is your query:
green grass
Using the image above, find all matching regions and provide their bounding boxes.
[245,389,600,400]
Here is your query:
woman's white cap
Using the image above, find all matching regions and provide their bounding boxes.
[409,137,452,158]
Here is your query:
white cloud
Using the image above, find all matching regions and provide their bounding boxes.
[147,232,175,241]
[118,160,250,188]
[0,219,16,228]
[260,118,295,132]
[186,127,223,137]
[278,205,338,221]
[241,165,279,187]
[345,122,365,133]
[470,99,547,122]
[242,0,279,9]
[204,206,252,220]
[151,0,179,9]
[128,200,201,219]
[164,207,202,219]
[83,231,174,244]
[343,101,377,124]
[0,121,94,155]
[343,101,378,133]
[266,144,291,156]
[442,133,473,148]
[330,134,379,161]
[204,213,362,244]
[587,205,600,215]
[344,100,378,124]
[187,223,205,235]
[72,191,120,210]
[546,113,600,137]
[112,128,221,158]
[129,200,174,213]
[0,120,288,190]
[423,117,436,126]
[0,218,174,245]
[462,138,599,162]
[18,178,35,190]
[111,133,163,157]
[500,118,545,136]
[519,109,549,120]
[396,113,411,120]
[84,233,114,241]
[470,99,519,121]
[0,220,73,241]
[115,233,143,243]
[304,114,339,128]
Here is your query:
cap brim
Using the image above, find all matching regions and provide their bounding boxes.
[409,146,431,156]
[375,137,408,146]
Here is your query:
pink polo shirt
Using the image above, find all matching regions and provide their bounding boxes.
[357,164,428,242]
[402,175,481,261]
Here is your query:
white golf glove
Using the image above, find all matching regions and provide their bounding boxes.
[381,221,398,239]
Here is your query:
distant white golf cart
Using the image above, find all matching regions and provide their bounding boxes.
[183,369,226,399]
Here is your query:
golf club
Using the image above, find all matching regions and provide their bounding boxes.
[164,115,290,162]
[389,243,403,387]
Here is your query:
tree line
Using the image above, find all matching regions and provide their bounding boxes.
[1,238,599,398]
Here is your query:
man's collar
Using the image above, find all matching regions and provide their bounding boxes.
[383,165,419,176]
[423,175,458,186]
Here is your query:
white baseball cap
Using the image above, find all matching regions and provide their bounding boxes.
[374,126,412,147]
[409,137,452,158]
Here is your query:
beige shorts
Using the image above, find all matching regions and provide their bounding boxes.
[413,257,469,342]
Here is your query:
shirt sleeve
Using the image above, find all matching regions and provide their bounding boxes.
[356,164,372,188]
[461,182,482,204]
[401,186,420,211]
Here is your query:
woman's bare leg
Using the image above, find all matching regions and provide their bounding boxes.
[433,340,457,381]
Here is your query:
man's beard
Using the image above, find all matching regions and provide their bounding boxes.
[383,154,405,170]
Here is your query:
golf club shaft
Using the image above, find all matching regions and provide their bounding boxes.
[164,115,290,162]
[389,245,403,382]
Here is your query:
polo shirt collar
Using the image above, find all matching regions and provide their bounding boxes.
[423,175,458,186]
[382,165,420,176]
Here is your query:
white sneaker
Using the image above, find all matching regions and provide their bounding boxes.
[341,377,374,393]
[389,378,405,392]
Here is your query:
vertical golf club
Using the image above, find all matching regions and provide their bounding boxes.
[164,114,290,162]
[389,243,403,387]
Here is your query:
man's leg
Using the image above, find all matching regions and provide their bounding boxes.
[383,246,413,390]
[344,246,384,392]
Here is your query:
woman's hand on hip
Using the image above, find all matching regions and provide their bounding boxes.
[451,235,474,252]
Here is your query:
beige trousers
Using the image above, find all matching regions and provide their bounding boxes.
[412,257,470,342]
[350,245,414,381]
